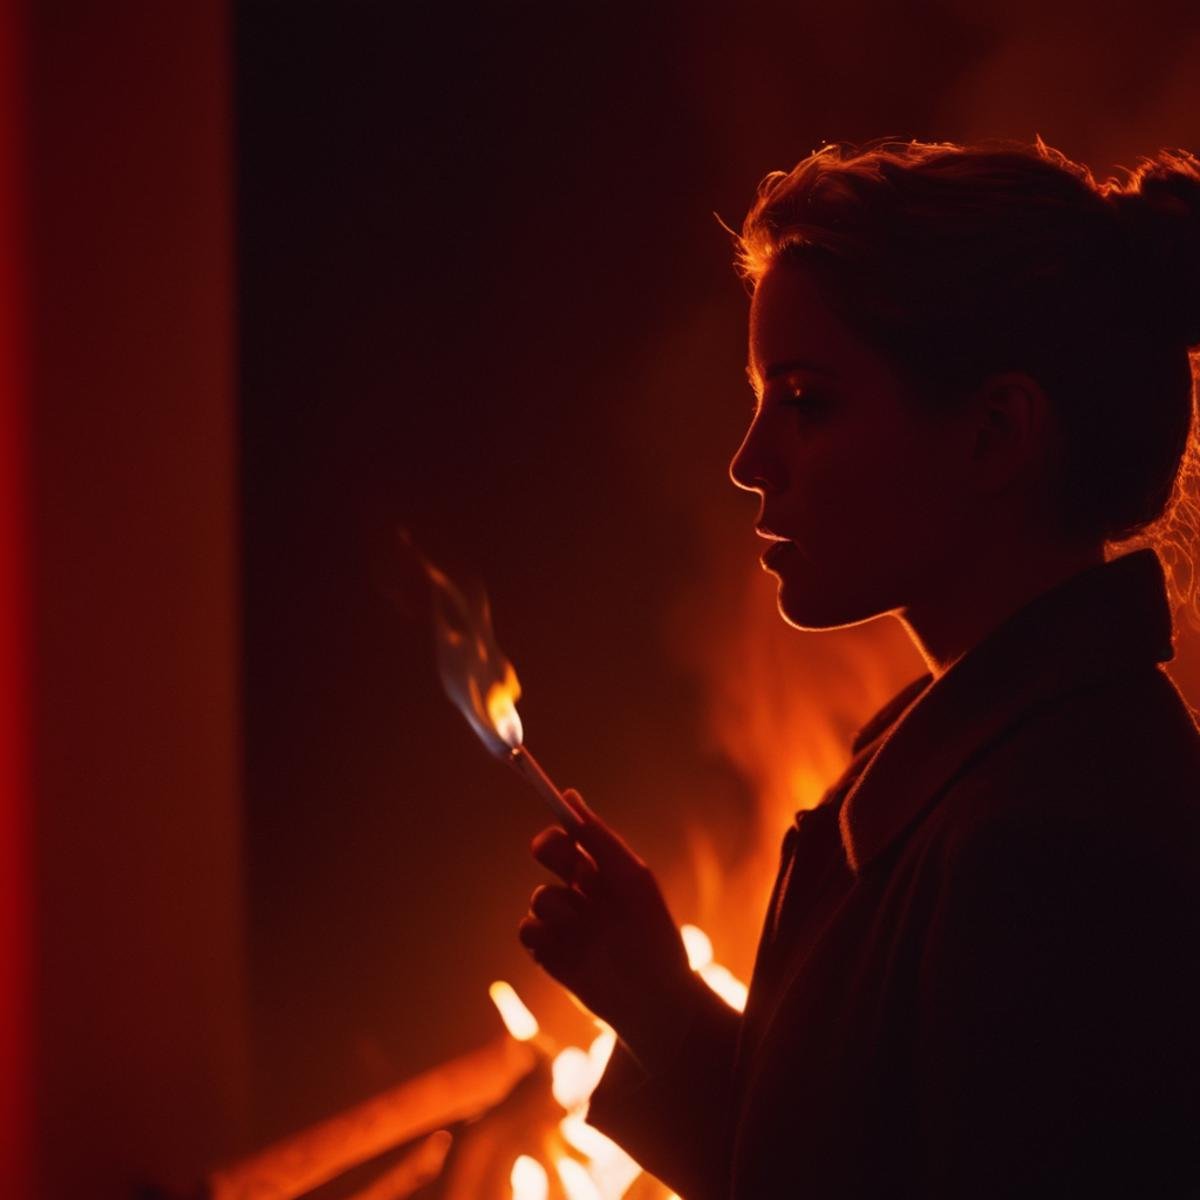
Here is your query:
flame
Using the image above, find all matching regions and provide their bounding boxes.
[680,924,713,970]
[402,532,527,756]
[555,1157,603,1200]
[486,669,524,748]
[488,980,540,1042]
[681,923,748,1012]
[559,1113,619,1160]
[551,1047,595,1111]
[510,1155,549,1200]
[559,1115,641,1200]
[587,1027,616,1078]
[698,963,749,1012]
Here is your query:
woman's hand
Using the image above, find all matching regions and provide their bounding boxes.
[518,789,699,1075]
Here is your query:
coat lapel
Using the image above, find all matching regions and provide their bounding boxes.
[838,548,1176,875]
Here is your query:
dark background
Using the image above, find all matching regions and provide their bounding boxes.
[235,0,1200,1141]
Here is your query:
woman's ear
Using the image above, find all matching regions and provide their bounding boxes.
[965,370,1056,495]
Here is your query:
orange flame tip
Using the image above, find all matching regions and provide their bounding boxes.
[402,532,526,756]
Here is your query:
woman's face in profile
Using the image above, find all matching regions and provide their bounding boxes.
[731,261,976,630]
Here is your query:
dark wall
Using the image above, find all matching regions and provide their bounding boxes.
[32,2,245,1196]
[237,0,1200,1140]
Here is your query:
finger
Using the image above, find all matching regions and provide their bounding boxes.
[518,915,557,961]
[530,883,587,926]
[517,913,545,950]
[562,789,647,881]
[531,826,599,889]
[517,915,581,974]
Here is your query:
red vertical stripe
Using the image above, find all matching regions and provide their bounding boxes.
[0,0,31,1193]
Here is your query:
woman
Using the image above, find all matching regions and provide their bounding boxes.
[517,138,1200,1198]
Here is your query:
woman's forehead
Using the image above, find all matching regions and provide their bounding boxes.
[748,263,849,381]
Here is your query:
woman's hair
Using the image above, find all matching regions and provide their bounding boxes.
[733,136,1200,627]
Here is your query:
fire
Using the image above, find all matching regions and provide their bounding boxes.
[491,935,740,1199]
[403,538,923,1194]
[669,558,923,980]
[490,988,642,1197]
[681,923,713,969]
[559,1112,619,1161]
[551,1047,594,1111]
[588,1027,616,1077]
[556,1156,604,1200]
[511,1155,549,1200]
[681,923,749,1012]
[550,1025,616,1110]
[488,980,540,1042]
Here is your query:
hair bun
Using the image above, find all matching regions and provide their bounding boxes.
[1109,149,1200,347]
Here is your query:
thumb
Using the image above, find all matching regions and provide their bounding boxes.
[563,788,646,877]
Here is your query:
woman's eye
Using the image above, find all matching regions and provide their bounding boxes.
[751,383,830,419]
[786,387,825,411]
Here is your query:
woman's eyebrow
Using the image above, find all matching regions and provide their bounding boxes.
[745,358,836,387]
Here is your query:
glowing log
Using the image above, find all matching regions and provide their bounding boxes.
[341,1130,453,1200]
[205,1037,535,1200]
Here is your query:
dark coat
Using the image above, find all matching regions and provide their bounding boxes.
[587,548,1200,1198]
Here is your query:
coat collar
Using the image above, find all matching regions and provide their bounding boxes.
[836,548,1176,875]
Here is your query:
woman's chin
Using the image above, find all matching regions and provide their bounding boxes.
[773,572,883,632]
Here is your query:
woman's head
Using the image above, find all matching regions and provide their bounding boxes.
[729,137,1200,628]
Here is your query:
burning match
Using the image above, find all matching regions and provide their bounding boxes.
[402,531,583,832]
[485,671,582,831]
[507,745,580,832]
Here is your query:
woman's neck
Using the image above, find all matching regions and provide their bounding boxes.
[897,538,1108,679]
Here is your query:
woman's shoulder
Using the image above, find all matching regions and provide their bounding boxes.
[935,663,1200,873]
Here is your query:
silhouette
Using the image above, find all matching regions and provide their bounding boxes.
[520,138,1200,1197]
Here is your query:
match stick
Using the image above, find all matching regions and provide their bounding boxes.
[506,744,582,832]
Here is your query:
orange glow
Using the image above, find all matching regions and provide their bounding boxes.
[510,1154,549,1200]
[488,980,540,1042]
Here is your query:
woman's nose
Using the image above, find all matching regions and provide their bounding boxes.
[729,413,778,495]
